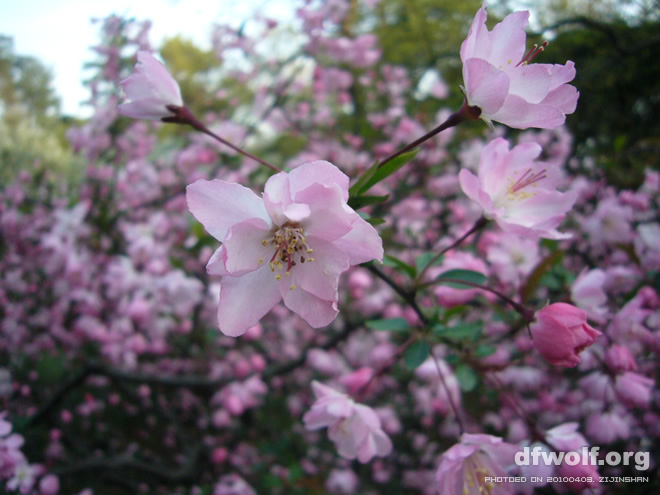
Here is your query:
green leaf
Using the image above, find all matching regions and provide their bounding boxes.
[348,194,390,210]
[455,363,478,392]
[35,353,69,384]
[367,217,386,226]
[475,344,497,358]
[435,269,486,289]
[349,150,418,197]
[415,252,443,274]
[383,254,416,278]
[404,340,430,369]
[366,318,410,332]
[521,250,564,303]
[432,322,483,341]
[349,161,380,198]
[360,150,418,194]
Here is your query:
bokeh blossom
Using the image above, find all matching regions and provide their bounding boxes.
[118,51,183,120]
[303,381,392,463]
[459,138,577,239]
[186,160,383,336]
[461,4,579,129]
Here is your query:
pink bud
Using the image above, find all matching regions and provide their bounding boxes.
[234,360,252,378]
[530,303,601,367]
[118,51,183,121]
[339,368,374,395]
[211,447,228,464]
[250,354,266,372]
[605,344,637,373]
[39,474,60,495]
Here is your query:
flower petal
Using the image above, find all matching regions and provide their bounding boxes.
[295,184,354,241]
[486,10,529,67]
[223,218,272,276]
[289,160,350,201]
[332,215,384,265]
[463,58,510,115]
[460,5,489,61]
[217,268,281,337]
[264,172,292,226]
[292,237,349,300]
[207,247,230,276]
[135,51,183,105]
[186,179,270,241]
[489,94,566,129]
[281,286,339,328]
[509,64,552,104]
[118,99,174,120]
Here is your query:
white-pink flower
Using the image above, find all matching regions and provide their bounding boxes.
[118,51,183,120]
[186,160,383,337]
[570,268,609,323]
[461,4,579,129]
[303,381,392,463]
[459,138,577,239]
[435,433,519,495]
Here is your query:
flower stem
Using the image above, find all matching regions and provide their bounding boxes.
[376,99,481,170]
[354,335,418,401]
[429,346,465,435]
[421,277,535,322]
[415,216,489,285]
[164,106,282,172]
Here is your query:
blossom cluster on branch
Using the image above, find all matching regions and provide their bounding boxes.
[0,2,657,495]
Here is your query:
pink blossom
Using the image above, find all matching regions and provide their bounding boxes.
[530,303,601,367]
[325,468,359,494]
[459,138,577,239]
[604,344,637,373]
[186,160,383,336]
[614,372,654,409]
[555,453,600,491]
[118,51,183,120]
[570,268,608,323]
[461,4,578,129]
[545,422,588,452]
[586,410,630,444]
[39,474,60,495]
[213,474,256,495]
[339,367,374,396]
[303,381,392,463]
[486,232,539,286]
[414,358,461,416]
[435,433,518,495]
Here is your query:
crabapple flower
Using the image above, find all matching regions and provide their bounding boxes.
[461,4,578,129]
[530,303,601,367]
[118,51,183,120]
[435,433,518,495]
[303,381,392,463]
[186,160,383,337]
[459,138,577,239]
[614,372,654,409]
[570,268,608,323]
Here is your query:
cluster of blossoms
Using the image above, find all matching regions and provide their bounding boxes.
[1,2,657,495]
[0,413,59,494]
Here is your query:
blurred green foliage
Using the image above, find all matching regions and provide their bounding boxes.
[537,16,660,187]
[0,35,77,185]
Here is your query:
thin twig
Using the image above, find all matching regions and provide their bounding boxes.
[429,346,465,435]
[415,216,488,285]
